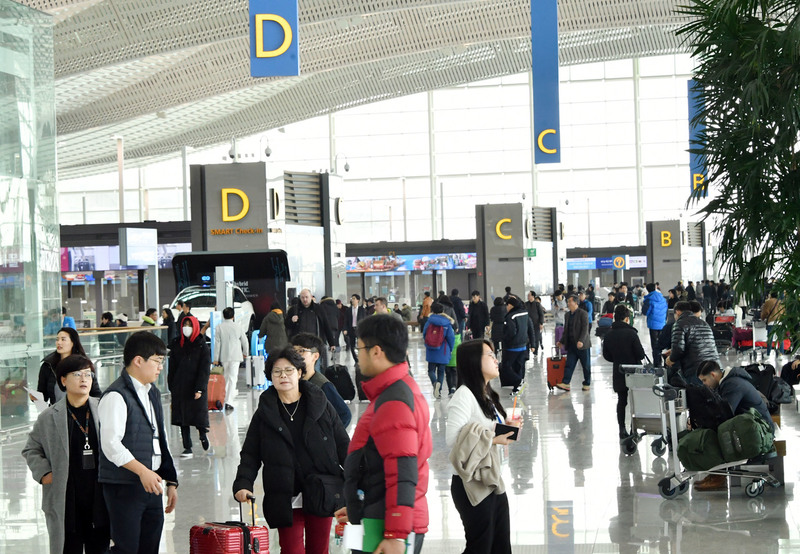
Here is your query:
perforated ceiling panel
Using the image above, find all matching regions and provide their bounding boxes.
[17,0,689,180]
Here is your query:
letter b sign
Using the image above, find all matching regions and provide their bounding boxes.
[660,231,672,247]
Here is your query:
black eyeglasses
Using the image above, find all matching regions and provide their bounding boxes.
[356,343,376,352]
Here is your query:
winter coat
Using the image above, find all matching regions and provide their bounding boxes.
[717,367,774,432]
[214,319,249,363]
[233,380,349,527]
[503,307,534,350]
[423,314,456,364]
[260,309,289,354]
[602,300,616,315]
[285,301,335,345]
[524,301,545,329]
[450,295,467,322]
[669,313,719,380]
[489,304,507,341]
[343,362,432,538]
[761,297,784,323]
[37,352,102,406]
[642,290,668,331]
[552,297,567,326]
[602,321,646,393]
[22,397,106,554]
[563,309,591,350]
[467,300,490,333]
[579,298,594,321]
[319,297,342,333]
[168,317,211,429]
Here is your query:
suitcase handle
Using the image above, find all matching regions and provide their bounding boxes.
[238,494,257,527]
[229,496,258,553]
[551,346,562,360]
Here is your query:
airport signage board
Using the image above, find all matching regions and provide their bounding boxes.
[250,0,299,77]
[532,0,561,163]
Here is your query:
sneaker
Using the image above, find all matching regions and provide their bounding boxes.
[555,383,570,391]
[224,403,234,412]
[200,435,210,451]
[433,382,442,399]
[180,448,193,459]
[449,388,456,396]
[582,384,591,391]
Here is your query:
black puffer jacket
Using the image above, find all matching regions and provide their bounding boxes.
[232,380,349,528]
[504,307,535,350]
[37,352,102,405]
[167,335,211,429]
[602,321,646,393]
[669,313,719,380]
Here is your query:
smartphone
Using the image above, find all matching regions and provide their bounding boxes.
[494,423,519,441]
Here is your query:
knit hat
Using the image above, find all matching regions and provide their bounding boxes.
[115,313,128,323]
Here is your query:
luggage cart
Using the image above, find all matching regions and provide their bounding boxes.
[653,383,782,499]
[619,363,681,457]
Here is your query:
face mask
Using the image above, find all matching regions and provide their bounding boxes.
[183,327,193,337]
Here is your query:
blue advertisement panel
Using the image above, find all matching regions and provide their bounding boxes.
[250,0,299,77]
[346,253,477,273]
[566,258,596,271]
[688,79,707,197]
[532,0,561,164]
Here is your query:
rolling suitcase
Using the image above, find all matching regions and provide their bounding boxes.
[546,347,565,390]
[325,365,356,401]
[190,496,269,554]
[208,374,226,411]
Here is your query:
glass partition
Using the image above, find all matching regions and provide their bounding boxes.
[0,0,58,435]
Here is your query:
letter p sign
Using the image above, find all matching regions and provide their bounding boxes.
[661,231,672,247]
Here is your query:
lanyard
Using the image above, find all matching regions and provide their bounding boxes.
[68,406,91,449]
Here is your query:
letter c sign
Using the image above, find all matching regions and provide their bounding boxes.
[496,218,512,240]
[222,188,250,222]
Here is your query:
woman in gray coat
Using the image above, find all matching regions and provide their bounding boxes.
[22,354,109,554]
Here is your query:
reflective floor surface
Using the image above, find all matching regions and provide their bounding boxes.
[3,321,800,553]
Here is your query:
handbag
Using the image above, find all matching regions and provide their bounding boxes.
[302,472,345,517]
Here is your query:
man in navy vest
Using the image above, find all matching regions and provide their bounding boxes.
[98,331,178,554]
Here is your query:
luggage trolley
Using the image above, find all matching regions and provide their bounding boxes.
[619,363,678,457]
[653,383,781,499]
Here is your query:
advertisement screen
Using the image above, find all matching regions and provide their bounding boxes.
[346,252,476,273]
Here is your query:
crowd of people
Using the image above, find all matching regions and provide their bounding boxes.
[23,278,793,553]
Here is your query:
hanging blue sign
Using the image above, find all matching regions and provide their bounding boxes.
[688,79,707,197]
[250,0,300,77]
[532,0,561,164]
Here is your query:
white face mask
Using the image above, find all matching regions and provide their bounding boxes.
[183,327,193,337]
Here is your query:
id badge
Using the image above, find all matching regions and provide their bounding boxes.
[82,447,95,470]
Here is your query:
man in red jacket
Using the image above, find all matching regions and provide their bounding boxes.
[335,315,431,554]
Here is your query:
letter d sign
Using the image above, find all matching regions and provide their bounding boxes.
[660,231,672,247]
[222,188,250,222]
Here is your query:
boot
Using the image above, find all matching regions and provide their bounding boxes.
[693,474,727,491]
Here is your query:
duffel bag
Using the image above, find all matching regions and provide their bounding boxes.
[677,429,725,471]
[717,408,773,462]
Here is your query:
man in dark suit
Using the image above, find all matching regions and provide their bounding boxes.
[343,293,367,362]
[466,290,490,339]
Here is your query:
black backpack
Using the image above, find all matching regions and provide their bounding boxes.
[324,365,355,402]
[743,363,793,414]
[685,385,734,431]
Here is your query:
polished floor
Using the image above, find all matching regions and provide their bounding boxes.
[4,321,800,553]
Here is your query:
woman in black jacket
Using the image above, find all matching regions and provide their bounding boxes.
[489,297,507,354]
[168,315,210,458]
[233,345,349,554]
[161,307,178,344]
[601,304,645,439]
[37,327,101,405]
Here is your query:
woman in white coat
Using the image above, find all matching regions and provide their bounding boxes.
[446,339,517,554]
[22,355,109,554]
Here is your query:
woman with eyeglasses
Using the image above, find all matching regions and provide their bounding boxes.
[23,355,110,554]
[37,327,101,406]
[167,315,211,459]
[446,338,517,554]
[233,345,350,554]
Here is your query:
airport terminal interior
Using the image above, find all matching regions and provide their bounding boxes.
[3,0,800,552]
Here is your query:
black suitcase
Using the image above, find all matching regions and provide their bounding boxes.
[355,364,369,401]
[325,365,356,402]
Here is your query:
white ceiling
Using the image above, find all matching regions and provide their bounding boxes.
[17,0,689,180]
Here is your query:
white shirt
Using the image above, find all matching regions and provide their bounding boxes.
[98,373,163,470]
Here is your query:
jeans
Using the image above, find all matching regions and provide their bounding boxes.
[649,328,662,366]
[458,318,466,337]
[562,346,591,386]
[766,324,785,355]
[428,363,446,387]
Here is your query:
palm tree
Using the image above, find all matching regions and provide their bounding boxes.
[678,0,800,349]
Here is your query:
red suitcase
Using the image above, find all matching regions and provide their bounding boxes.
[546,348,565,390]
[208,374,226,411]
[190,498,269,554]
